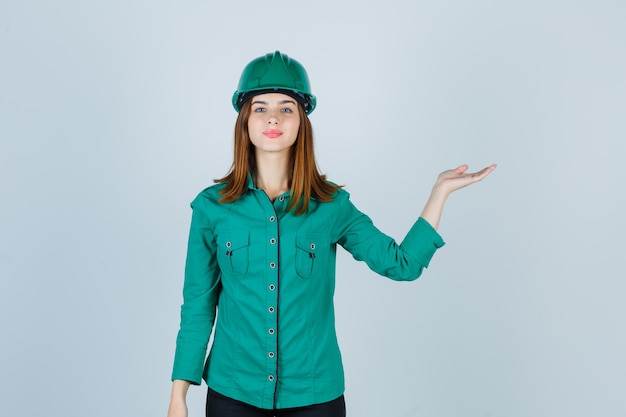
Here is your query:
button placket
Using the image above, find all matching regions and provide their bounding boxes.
[264,199,280,389]
[267,216,279,382]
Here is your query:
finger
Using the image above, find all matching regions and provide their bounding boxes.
[455,164,469,174]
[470,164,497,180]
[478,164,497,176]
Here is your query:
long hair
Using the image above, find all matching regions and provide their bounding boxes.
[215,99,341,215]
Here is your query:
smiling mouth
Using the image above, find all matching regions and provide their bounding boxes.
[263,130,282,138]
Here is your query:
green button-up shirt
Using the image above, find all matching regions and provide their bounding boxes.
[172,180,445,409]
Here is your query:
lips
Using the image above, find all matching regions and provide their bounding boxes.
[263,129,282,138]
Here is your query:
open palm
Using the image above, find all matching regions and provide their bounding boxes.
[435,164,497,195]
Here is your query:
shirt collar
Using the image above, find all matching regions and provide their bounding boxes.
[247,173,313,202]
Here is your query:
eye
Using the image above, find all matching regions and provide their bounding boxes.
[281,108,293,113]
[253,107,266,113]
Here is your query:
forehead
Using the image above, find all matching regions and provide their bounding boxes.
[250,92,296,104]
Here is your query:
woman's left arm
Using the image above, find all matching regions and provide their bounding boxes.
[420,164,497,230]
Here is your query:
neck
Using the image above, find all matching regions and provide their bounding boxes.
[254,150,291,201]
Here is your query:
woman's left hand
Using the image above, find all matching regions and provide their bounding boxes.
[420,163,497,230]
[433,164,497,197]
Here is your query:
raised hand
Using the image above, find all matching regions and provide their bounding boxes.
[420,164,497,230]
[433,164,497,196]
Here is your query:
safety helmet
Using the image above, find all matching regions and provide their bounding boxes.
[232,51,317,115]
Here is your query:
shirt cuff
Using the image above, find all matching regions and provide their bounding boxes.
[171,345,207,385]
[400,217,445,267]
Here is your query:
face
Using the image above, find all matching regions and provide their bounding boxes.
[247,93,300,156]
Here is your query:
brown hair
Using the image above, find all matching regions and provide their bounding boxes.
[215,99,341,215]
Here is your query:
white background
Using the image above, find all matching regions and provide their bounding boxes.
[1,1,625,416]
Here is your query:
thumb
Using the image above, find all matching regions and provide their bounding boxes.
[455,164,469,174]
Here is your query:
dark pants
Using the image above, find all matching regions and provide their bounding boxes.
[206,388,346,417]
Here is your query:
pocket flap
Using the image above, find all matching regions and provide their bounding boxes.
[296,233,325,254]
[217,231,250,251]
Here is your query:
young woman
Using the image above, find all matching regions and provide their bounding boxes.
[167,51,496,417]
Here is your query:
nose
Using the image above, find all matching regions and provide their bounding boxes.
[267,108,280,125]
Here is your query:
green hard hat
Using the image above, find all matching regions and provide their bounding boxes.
[232,51,317,115]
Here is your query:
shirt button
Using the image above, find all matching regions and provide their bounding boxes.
[226,241,232,248]
[269,216,276,222]
[268,306,275,313]
[269,284,276,291]
[269,238,277,245]
[269,262,276,269]
[310,243,316,250]
[268,352,275,358]
[268,375,275,381]
[268,328,275,335]
[279,196,285,202]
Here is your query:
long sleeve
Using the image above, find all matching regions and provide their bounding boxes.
[172,195,222,384]
[333,192,445,281]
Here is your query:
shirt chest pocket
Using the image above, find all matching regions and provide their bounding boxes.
[295,234,327,279]
[216,231,250,275]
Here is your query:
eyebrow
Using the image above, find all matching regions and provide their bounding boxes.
[251,99,297,106]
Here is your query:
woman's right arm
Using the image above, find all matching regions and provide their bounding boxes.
[167,380,191,417]
[169,193,222,415]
